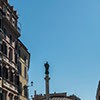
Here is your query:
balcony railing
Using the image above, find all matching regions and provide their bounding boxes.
[1,53,17,71]
[3,79,18,93]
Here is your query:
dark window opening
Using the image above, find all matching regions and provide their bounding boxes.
[2,90,7,100]
[0,43,3,52]
[0,18,2,29]
[99,96,100,100]
[24,55,26,62]
[24,85,28,98]
[0,93,2,100]
[9,71,13,82]
[18,61,21,75]
[18,82,22,95]
[0,65,2,77]
[3,28,7,37]
[24,67,27,79]
[3,42,7,55]
[14,96,19,100]
[15,74,19,86]
[9,93,13,100]
[15,53,17,64]
[9,48,13,61]
[9,34,12,44]
[3,67,8,79]
[15,41,18,50]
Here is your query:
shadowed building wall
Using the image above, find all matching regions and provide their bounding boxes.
[0,0,30,100]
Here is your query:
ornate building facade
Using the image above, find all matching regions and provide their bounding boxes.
[0,0,30,100]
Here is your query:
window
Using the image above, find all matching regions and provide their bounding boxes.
[9,93,13,100]
[0,43,2,52]
[15,41,18,50]
[3,5,7,13]
[15,53,17,64]
[0,65,2,77]
[24,67,27,79]
[9,71,13,82]
[0,36,1,42]
[24,85,28,98]
[9,34,12,44]
[0,92,2,100]
[6,11,10,20]
[3,67,8,79]
[15,74,19,86]
[0,18,2,28]
[3,28,7,37]
[3,42,7,55]
[14,96,19,100]
[2,90,7,100]
[18,61,21,75]
[9,47,13,61]
[24,55,26,62]
[99,96,100,100]
[18,82,22,94]
[12,17,16,27]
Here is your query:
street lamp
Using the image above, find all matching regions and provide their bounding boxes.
[31,81,33,87]
[24,81,33,100]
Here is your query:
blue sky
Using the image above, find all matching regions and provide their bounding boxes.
[10,0,100,100]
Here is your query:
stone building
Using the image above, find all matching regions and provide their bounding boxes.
[32,91,81,100]
[96,81,100,100]
[0,0,30,100]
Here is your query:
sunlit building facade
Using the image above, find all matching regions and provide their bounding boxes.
[0,0,30,100]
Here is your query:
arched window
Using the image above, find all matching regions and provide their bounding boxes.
[14,96,19,100]
[9,93,13,100]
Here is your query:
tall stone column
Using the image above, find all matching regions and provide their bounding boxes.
[44,62,50,100]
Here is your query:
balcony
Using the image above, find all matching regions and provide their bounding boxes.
[3,79,18,93]
[2,54,17,71]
